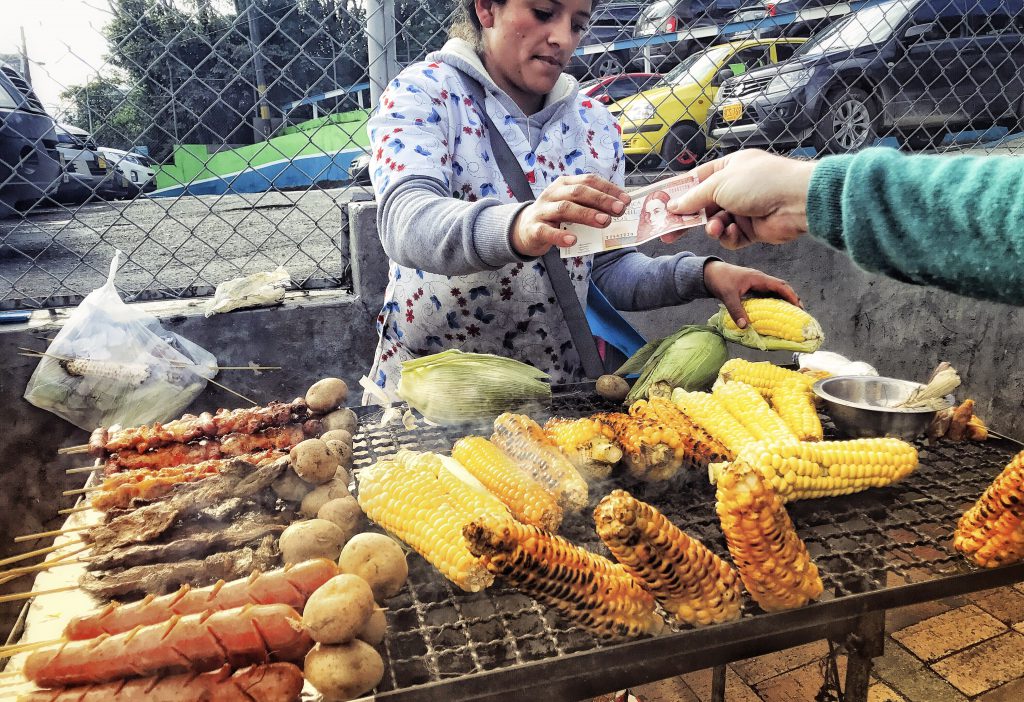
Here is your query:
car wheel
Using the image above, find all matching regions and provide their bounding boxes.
[815,87,877,154]
[588,54,623,79]
[661,123,706,172]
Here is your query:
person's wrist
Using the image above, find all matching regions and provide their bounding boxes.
[781,159,814,235]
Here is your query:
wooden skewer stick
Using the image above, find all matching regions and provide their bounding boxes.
[57,445,90,456]
[0,541,81,568]
[14,525,91,543]
[0,586,78,605]
[66,465,102,474]
[0,547,89,587]
[0,637,65,657]
[62,486,99,497]
[205,376,258,406]
[57,505,93,516]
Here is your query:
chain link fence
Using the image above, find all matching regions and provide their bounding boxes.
[1,0,1021,310]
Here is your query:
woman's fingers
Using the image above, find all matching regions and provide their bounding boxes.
[544,181,627,218]
[554,174,631,205]
[537,198,614,229]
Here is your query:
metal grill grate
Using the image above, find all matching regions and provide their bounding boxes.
[349,388,1024,700]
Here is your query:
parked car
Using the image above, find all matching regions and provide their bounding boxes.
[708,0,1024,153]
[579,73,663,105]
[568,2,644,79]
[100,147,156,195]
[51,124,124,204]
[722,0,843,40]
[0,66,60,218]
[633,0,747,70]
[614,38,804,169]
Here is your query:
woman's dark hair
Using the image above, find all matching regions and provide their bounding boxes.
[449,0,600,47]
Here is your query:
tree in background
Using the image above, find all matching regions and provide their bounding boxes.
[395,0,457,65]
[58,77,147,152]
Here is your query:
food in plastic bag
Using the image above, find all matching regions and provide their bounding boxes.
[24,252,218,431]
[796,351,878,377]
[205,267,290,318]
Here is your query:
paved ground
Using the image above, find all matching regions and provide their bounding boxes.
[586,582,1024,702]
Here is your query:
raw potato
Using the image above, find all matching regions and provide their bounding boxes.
[596,374,630,403]
[290,439,339,485]
[304,641,384,702]
[322,408,359,434]
[317,496,364,542]
[272,468,314,502]
[279,519,347,565]
[302,574,375,644]
[357,607,387,646]
[300,479,352,518]
[306,378,349,414]
[338,533,408,602]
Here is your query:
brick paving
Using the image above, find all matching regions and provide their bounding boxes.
[584,583,1024,702]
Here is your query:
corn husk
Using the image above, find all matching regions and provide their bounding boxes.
[397,350,550,425]
[708,304,824,353]
[616,325,727,405]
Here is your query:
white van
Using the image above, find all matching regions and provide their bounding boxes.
[99,147,156,194]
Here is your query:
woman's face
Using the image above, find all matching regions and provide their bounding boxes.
[645,199,668,226]
[477,0,592,112]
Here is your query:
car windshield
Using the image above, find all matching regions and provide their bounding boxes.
[658,46,733,86]
[792,0,915,57]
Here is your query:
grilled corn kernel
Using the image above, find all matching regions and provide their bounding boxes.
[491,413,589,511]
[955,449,1024,568]
[593,411,684,482]
[713,381,799,446]
[396,449,510,518]
[464,512,666,640]
[452,437,563,531]
[716,460,823,612]
[672,389,758,457]
[770,382,824,442]
[542,416,622,480]
[630,397,733,467]
[595,490,742,626]
[717,358,816,399]
[722,298,823,345]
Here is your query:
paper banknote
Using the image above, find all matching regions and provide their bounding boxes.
[559,173,707,258]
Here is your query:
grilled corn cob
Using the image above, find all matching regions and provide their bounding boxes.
[59,358,151,386]
[717,358,816,399]
[716,461,823,612]
[395,449,510,518]
[357,459,494,592]
[595,490,742,626]
[491,413,589,511]
[672,389,758,456]
[594,412,685,482]
[452,437,563,531]
[715,438,919,502]
[463,512,666,640]
[543,417,623,480]
[770,382,824,442]
[713,381,799,446]
[954,449,1024,568]
[710,298,824,353]
[630,398,732,468]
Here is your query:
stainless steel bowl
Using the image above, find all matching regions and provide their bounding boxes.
[812,375,954,440]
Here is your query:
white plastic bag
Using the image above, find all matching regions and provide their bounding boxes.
[205,267,290,318]
[24,252,218,431]
[796,351,878,377]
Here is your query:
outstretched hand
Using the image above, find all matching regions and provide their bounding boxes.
[703,260,801,329]
[660,150,816,250]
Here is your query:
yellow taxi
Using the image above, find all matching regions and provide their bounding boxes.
[612,38,805,170]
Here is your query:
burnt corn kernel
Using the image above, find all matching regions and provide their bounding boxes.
[955,449,1024,568]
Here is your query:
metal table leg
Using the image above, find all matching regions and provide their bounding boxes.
[710,664,727,702]
[838,610,887,702]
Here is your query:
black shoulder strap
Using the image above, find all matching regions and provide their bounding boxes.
[459,73,605,380]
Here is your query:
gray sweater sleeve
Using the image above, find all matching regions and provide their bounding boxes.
[591,248,716,311]
[376,176,533,275]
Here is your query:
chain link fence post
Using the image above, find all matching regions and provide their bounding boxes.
[367,0,401,108]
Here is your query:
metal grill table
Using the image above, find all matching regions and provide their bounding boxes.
[353,387,1024,702]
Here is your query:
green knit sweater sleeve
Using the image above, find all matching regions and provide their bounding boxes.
[806,147,1024,306]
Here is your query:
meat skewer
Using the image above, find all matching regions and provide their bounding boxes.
[66,559,337,640]
[16,663,304,702]
[23,603,312,688]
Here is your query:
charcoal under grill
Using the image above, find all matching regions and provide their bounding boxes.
[352,387,1024,701]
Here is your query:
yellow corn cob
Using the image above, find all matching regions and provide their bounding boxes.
[463,512,666,641]
[452,437,563,531]
[357,459,494,592]
[543,417,623,480]
[491,413,589,512]
[630,398,733,467]
[713,381,799,446]
[955,449,1024,568]
[396,449,510,518]
[593,411,684,482]
[770,382,824,442]
[672,389,758,456]
[715,460,823,612]
[717,438,919,502]
[595,490,742,626]
[721,298,823,345]
[718,358,816,398]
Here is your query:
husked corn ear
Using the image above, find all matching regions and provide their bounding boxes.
[396,449,510,518]
[357,459,494,592]
[770,382,824,442]
[630,398,732,467]
[59,358,151,386]
[716,461,823,612]
[543,417,623,480]
[717,298,824,350]
[718,358,816,399]
[594,411,684,482]
[722,439,919,502]
[672,389,757,457]
[491,413,589,512]
[463,512,666,640]
[595,490,742,626]
[452,437,563,532]
[714,381,799,446]
[955,449,1024,568]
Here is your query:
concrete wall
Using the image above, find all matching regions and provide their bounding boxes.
[3,200,1022,638]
